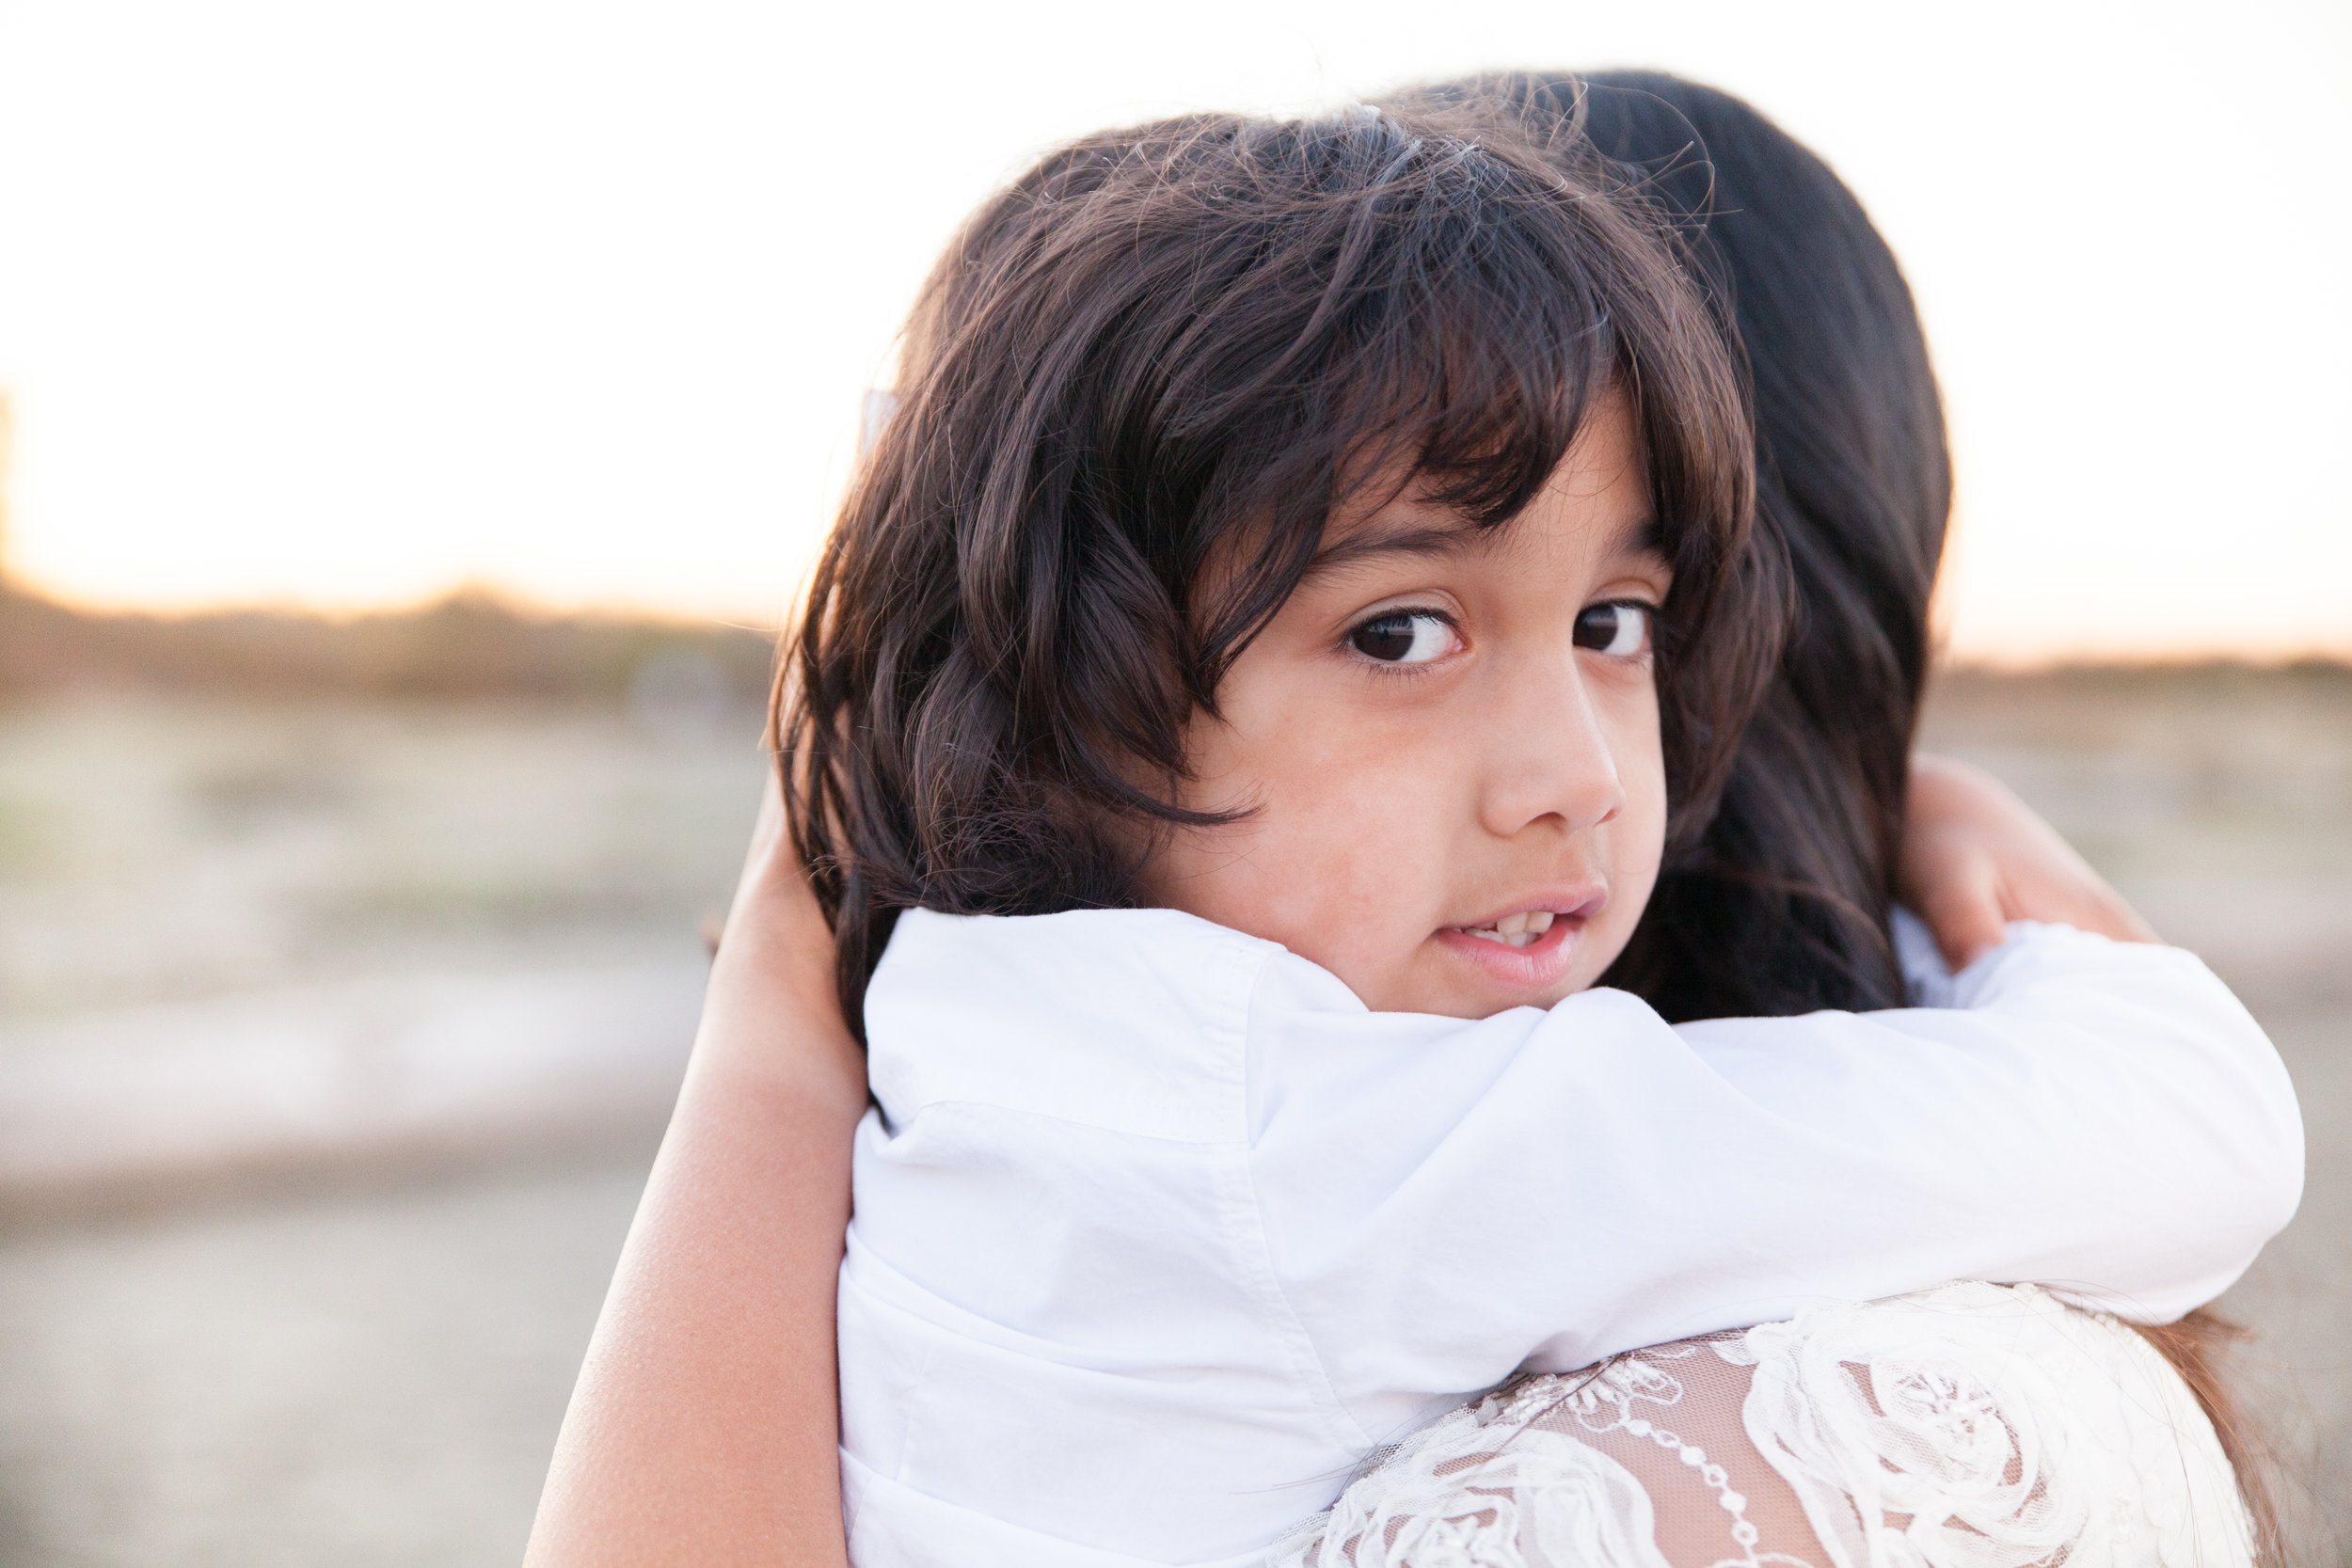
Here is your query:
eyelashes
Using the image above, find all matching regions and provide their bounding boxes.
[1343,601,1658,671]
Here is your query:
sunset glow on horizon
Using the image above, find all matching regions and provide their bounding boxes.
[1,0,2345,664]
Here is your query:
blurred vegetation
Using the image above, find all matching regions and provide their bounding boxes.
[7,578,2342,713]
[1926,657,2352,728]
[0,584,783,1017]
[0,582,777,705]
[1920,658,2352,877]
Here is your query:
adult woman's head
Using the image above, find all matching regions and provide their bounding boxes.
[1391,71,1953,1019]
[785,104,1778,1028]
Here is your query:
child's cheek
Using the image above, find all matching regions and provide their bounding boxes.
[1590,711,1670,977]
[1147,685,1456,1005]
[1237,724,1451,977]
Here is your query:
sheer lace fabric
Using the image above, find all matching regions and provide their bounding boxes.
[1275,1282,2249,1568]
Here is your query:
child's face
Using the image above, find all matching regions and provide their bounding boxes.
[1143,396,1669,1019]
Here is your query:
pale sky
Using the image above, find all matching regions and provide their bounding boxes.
[0,0,2345,661]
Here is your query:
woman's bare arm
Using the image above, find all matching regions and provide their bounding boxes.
[526,773,865,1568]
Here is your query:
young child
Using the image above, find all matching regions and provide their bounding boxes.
[783,107,2301,1568]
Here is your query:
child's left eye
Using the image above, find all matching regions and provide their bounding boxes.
[1348,611,1458,665]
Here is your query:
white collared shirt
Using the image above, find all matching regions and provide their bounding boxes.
[838,910,2302,1567]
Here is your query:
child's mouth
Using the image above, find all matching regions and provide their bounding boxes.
[1435,893,1602,989]
[1453,911,1555,949]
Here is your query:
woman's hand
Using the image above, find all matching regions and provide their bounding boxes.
[1899,752,2158,972]
[526,763,866,1568]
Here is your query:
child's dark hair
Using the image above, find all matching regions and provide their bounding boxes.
[781,103,1780,1034]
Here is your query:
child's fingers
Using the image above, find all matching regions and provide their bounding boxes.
[718,756,834,983]
[2006,863,2160,947]
[1902,752,2159,959]
[1917,855,2011,973]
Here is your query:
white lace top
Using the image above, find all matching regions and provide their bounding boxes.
[837,910,2299,1568]
[1275,1281,2249,1568]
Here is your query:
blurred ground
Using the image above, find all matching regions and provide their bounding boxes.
[1920,664,2352,1559]
[0,689,757,1567]
[0,664,2343,1566]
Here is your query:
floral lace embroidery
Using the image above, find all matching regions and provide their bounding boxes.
[1274,1282,2250,1568]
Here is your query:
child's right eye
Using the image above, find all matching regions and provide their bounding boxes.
[1348,611,1459,665]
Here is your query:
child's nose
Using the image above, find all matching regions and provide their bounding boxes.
[1472,657,1627,840]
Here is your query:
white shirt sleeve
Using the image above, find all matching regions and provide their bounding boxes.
[1243,922,2304,1448]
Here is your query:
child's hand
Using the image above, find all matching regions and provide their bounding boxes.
[1899,753,2158,972]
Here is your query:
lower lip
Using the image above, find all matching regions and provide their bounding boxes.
[1433,913,1587,991]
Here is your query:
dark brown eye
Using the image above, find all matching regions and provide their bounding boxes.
[1348,611,1455,664]
[1573,603,1650,657]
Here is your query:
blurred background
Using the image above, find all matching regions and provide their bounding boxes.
[0,0,2345,1563]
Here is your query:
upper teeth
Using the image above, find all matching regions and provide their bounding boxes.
[1460,910,1555,948]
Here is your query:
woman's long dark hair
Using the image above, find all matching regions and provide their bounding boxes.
[782,103,1777,1037]
[1399,71,2277,1558]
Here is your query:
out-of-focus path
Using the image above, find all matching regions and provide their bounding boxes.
[0,1153,652,1568]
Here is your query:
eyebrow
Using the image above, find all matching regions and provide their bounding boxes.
[1301,523,1481,579]
[1302,510,1665,582]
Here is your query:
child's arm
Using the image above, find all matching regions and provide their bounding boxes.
[524,779,865,1568]
[1247,917,2301,1447]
